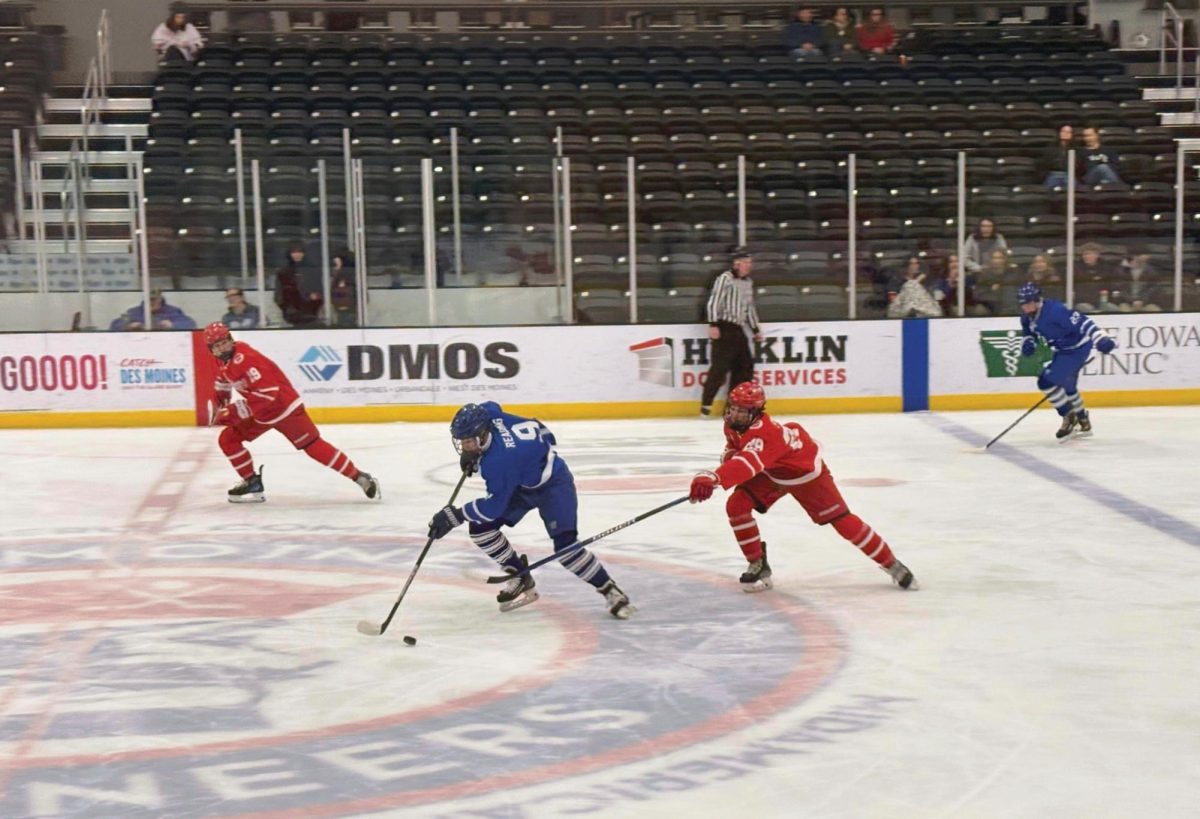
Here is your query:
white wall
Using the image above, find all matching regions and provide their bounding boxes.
[35,0,173,81]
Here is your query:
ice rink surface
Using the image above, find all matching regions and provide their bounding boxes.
[1,406,1198,818]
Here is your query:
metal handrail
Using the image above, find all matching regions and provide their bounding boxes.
[1161,1,1185,89]
[97,9,111,96]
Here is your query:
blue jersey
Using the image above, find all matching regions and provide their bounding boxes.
[462,402,564,526]
[1021,299,1105,352]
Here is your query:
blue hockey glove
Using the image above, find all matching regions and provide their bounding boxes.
[1021,336,1037,357]
[1096,336,1116,355]
[429,505,464,540]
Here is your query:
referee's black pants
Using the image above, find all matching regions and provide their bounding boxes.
[700,322,755,409]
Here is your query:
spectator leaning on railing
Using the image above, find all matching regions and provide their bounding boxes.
[110,288,197,331]
[151,10,205,64]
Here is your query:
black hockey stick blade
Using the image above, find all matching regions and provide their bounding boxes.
[485,495,690,583]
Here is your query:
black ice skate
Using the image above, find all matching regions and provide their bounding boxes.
[885,559,919,590]
[496,554,539,612]
[228,467,265,504]
[1055,411,1078,441]
[599,579,636,619]
[355,471,381,499]
[1074,411,1093,438]
[740,543,773,593]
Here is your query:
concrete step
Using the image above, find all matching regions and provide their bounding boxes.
[32,150,143,166]
[38,123,149,139]
[3,239,134,254]
[28,208,135,225]
[1160,111,1200,125]
[43,97,154,114]
[1143,87,1200,101]
[35,178,136,194]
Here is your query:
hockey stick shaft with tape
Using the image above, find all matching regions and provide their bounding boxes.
[485,495,690,584]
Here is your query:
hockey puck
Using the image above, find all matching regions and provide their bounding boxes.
[402,635,417,646]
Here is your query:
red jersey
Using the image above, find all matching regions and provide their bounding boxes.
[715,411,824,490]
[214,341,303,425]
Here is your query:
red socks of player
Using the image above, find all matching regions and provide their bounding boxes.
[729,512,765,562]
[304,438,360,481]
[218,427,257,479]
[832,513,896,569]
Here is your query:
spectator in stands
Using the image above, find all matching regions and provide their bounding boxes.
[930,253,983,316]
[151,10,204,64]
[1027,253,1064,300]
[963,217,1009,275]
[1111,245,1165,311]
[887,256,943,318]
[823,7,858,54]
[1040,124,1076,189]
[786,7,825,58]
[1074,242,1115,309]
[1079,125,1123,185]
[330,251,358,327]
[221,286,261,329]
[274,245,324,327]
[110,288,196,331]
[856,7,897,54]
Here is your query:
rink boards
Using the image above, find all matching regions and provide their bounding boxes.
[1,314,1198,427]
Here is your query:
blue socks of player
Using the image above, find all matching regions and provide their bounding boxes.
[472,528,523,573]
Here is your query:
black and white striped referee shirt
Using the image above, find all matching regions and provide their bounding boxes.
[706,270,760,332]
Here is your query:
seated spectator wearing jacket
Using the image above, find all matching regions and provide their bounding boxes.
[110,288,197,331]
[1073,242,1116,310]
[1040,124,1076,189]
[150,11,204,64]
[786,6,825,58]
[274,245,324,327]
[887,256,943,318]
[221,287,262,329]
[963,217,1009,275]
[1110,246,1165,312]
[857,7,897,54]
[330,251,359,327]
[823,7,857,54]
[1079,125,1122,186]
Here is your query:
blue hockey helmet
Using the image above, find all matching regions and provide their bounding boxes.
[1017,282,1043,305]
[450,403,491,454]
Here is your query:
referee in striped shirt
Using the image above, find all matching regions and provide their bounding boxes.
[700,246,763,416]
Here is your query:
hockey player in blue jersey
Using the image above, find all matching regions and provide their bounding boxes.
[427,402,635,619]
[1018,282,1117,440]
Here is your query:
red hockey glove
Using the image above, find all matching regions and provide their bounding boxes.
[215,400,251,426]
[689,470,719,503]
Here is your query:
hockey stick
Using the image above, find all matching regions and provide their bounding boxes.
[984,356,1094,449]
[485,495,690,584]
[356,470,469,637]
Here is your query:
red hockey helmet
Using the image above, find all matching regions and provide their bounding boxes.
[203,322,232,346]
[725,381,766,431]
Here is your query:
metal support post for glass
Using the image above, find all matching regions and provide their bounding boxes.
[12,128,24,238]
[1174,142,1185,311]
[73,155,91,328]
[627,155,638,324]
[353,158,368,326]
[125,135,139,280]
[250,159,267,327]
[234,129,250,283]
[736,155,747,246]
[552,126,564,299]
[449,126,462,283]
[847,153,857,319]
[421,157,437,325]
[135,156,152,330]
[317,159,333,325]
[342,128,355,246]
[956,151,967,318]
[31,160,47,296]
[1065,149,1076,306]
[561,157,575,325]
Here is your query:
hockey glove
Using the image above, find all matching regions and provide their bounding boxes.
[459,451,480,477]
[215,400,251,426]
[429,505,464,540]
[1021,336,1037,357]
[689,471,719,503]
[1096,336,1116,355]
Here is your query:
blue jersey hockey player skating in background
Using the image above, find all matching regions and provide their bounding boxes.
[427,402,635,619]
[1018,282,1117,440]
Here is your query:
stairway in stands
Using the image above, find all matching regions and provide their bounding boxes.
[28,84,152,255]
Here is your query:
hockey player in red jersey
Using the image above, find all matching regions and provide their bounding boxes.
[689,381,917,591]
[203,322,380,503]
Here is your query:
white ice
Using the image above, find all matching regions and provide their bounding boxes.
[1,406,1198,818]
